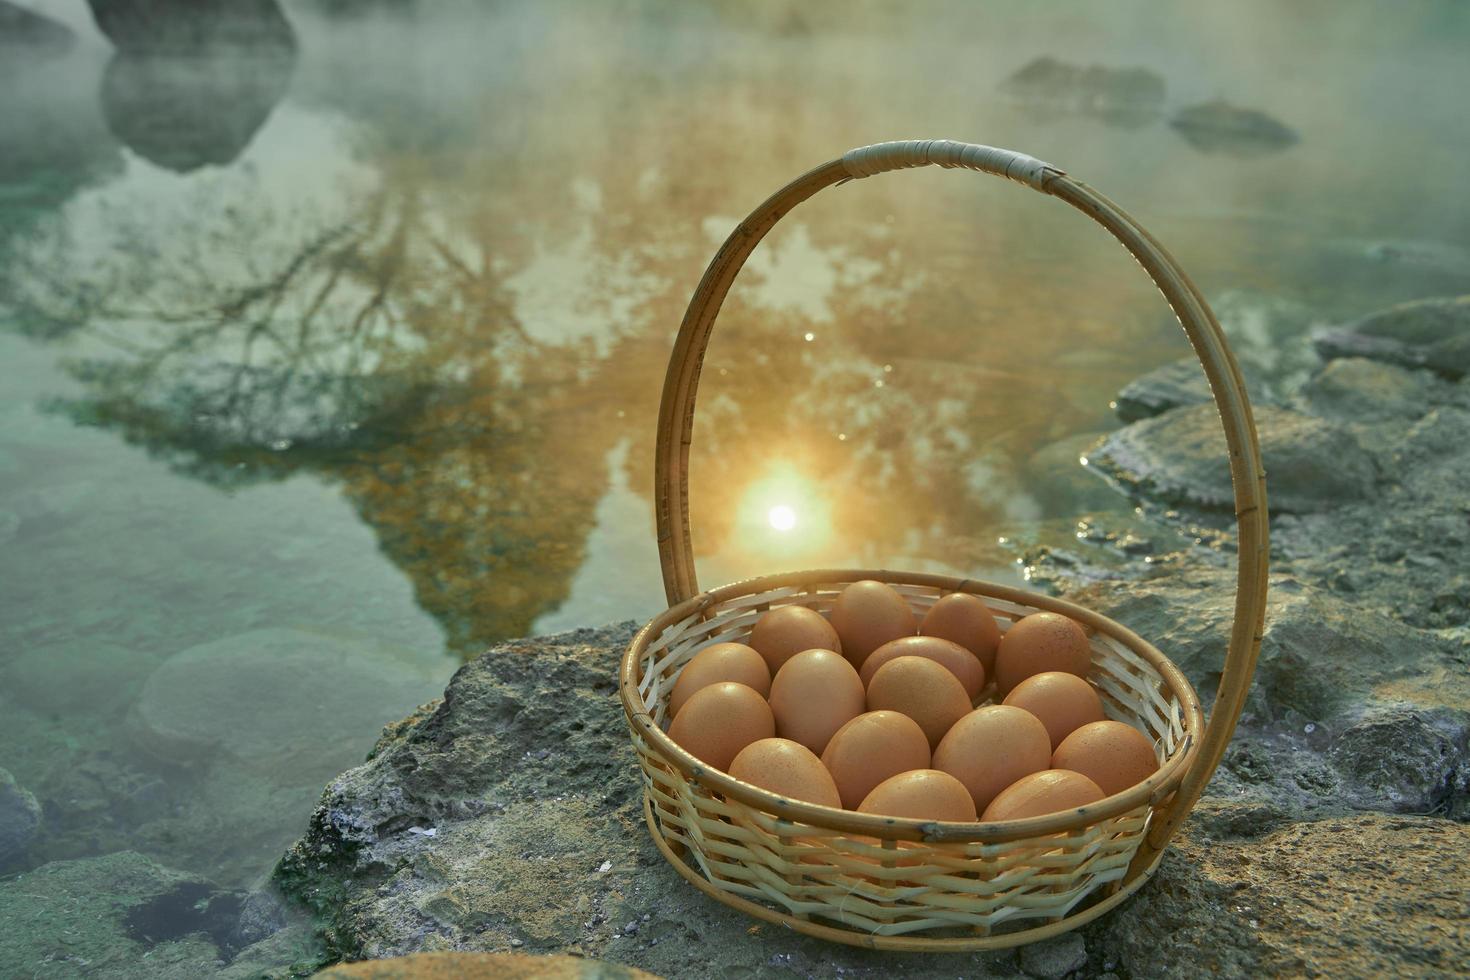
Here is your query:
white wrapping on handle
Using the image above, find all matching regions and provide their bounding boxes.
[841,139,1060,189]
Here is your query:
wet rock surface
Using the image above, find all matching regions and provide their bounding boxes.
[1092,812,1469,977]
[1314,294,1470,379]
[1092,404,1379,513]
[276,289,1470,977]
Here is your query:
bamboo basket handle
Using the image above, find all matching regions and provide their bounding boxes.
[654,139,1268,866]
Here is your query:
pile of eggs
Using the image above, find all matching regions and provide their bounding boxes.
[664,581,1159,823]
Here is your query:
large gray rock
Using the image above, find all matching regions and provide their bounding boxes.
[0,767,41,867]
[1268,402,1470,631]
[1113,358,1222,423]
[1297,357,1433,424]
[1314,295,1470,379]
[1073,572,1459,726]
[276,624,1467,979]
[1091,404,1378,513]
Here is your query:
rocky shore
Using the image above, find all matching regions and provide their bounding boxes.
[264,294,1470,977]
[10,292,1464,978]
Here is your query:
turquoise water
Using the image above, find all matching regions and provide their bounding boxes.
[2,0,1469,945]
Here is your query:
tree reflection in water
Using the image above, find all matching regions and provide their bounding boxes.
[4,46,1154,655]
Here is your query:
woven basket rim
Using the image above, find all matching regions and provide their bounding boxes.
[620,566,1205,844]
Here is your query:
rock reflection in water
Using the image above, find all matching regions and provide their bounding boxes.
[1000,55,1166,128]
[85,0,295,54]
[100,47,296,172]
[1169,100,1299,157]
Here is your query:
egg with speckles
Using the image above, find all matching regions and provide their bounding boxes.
[933,705,1051,814]
[865,656,971,750]
[993,612,1092,696]
[920,593,1002,677]
[748,605,842,674]
[857,769,977,821]
[981,769,1105,821]
[830,580,916,670]
[1051,720,1160,797]
[821,710,931,809]
[728,738,841,808]
[666,682,774,771]
[860,635,986,699]
[768,649,865,755]
[669,642,771,717]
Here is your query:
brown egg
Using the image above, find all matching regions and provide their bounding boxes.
[666,682,775,771]
[857,769,977,821]
[728,738,842,808]
[993,612,1092,696]
[981,769,1105,821]
[1002,671,1106,750]
[829,580,916,670]
[669,642,772,717]
[748,605,842,674]
[768,649,866,755]
[1051,720,1160,797]
[920,593,1002,678]
[865,656,971,749]
[933,705,1052,814]
[860,635,986,700]
[820,711,931,809]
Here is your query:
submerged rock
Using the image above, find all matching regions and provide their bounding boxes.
[1091,403,1378,513]
[1313,295,1470,380]
[1023,432,1121,514]
[1169,100,1298,156]
[0,850,322,978]
[0,767,41,867]
[130,628,445,782]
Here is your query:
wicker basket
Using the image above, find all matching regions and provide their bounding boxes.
[619,140,1269,951]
